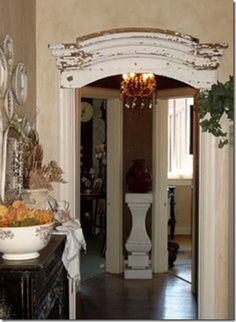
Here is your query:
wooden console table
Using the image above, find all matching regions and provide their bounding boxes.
[0,235,69,319]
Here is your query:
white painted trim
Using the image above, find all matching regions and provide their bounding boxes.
[49,28,229,319]
[50,28,226,89]
[74,90,81,219]
[106,98,124,273]
[58,88,78,219]
[198,131,217,319]
[228,124,234,318]
[152,99,168,272]
[58,88,79,319]
[68,277,76,319]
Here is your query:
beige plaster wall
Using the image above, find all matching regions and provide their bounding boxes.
[0,0,36,118]
[36,0,233,162]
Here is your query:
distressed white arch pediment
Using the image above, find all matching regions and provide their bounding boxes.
[49,28,228,320]
[49,27,227,89]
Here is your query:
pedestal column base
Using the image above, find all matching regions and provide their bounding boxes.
[128,254,149,268]
[124,267,152,279]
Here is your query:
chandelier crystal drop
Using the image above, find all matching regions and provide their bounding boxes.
[121,73,157,111]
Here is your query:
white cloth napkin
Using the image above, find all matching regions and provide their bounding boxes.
[55,219,86,282]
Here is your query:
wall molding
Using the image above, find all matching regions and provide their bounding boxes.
[49,28,227,89]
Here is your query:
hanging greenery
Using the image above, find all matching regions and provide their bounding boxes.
[198,75,234,148]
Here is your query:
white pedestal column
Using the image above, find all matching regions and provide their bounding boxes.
[125,193,153,279]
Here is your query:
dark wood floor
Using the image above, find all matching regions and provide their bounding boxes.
[77,272,197,320]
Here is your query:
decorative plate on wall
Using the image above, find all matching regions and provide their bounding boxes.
[4,89,15,120]
[0,47,8,99]
[0,126,9,203]
[3,34,14,75]
[12,62,28,105]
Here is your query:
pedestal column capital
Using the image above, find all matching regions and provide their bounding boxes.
[125,192,153,204]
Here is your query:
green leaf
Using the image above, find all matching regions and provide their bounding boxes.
[218,139,228,149]
[198,75,234,148]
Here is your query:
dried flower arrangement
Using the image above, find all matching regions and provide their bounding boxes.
[22,129,66,190]
[2,111,66,202]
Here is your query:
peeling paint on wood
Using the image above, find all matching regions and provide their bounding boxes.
[76,27,200,44]
[67,75,73,82]
[49,28,228,90]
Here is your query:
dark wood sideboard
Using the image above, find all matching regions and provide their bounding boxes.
[0,235,69,319]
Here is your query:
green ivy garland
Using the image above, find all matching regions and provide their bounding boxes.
[198,75,234,148]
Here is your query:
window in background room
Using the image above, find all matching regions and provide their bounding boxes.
[168,97,193,178]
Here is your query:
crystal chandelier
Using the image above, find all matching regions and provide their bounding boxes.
[121,73,157,111]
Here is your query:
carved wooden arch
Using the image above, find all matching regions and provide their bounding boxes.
[49,28,228,319]
[49,27,227,90]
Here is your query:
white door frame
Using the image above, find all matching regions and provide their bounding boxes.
[49,28,229,319]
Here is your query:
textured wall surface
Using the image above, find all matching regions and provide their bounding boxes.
[36,0,233,162]
[0,0,36,118]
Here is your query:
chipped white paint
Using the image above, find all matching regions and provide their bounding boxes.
[49,28,229,319]
[49,28,227,89]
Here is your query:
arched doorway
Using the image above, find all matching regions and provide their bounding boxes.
[49,28,228,318]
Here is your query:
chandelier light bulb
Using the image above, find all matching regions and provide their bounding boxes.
[142,74,149,80]
[120,72,156,112]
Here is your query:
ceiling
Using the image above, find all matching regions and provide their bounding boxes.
[89,74,191,90]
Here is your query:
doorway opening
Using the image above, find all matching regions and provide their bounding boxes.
[79,75,197,286]
[167,96,194,284]
[49,27,227,318]
[80,96,107,281]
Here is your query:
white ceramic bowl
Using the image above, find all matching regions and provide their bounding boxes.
[0,222,54,260]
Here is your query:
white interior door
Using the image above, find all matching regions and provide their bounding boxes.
[106,98,124,273]
[152,98,168,272]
